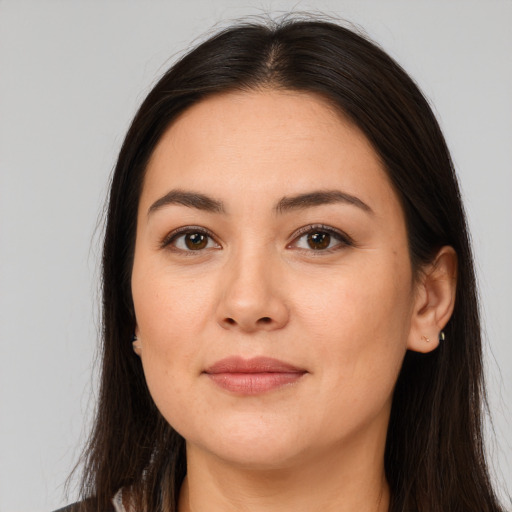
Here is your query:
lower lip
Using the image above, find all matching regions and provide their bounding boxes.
[206,372,305,395]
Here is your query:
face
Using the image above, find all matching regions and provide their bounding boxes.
[131,90,417,469]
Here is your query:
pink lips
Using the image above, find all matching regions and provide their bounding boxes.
[204,356,306,395]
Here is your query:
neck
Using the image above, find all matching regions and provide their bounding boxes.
[178,436,390,512]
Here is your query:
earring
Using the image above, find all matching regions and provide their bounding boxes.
[132,334,141,355]
[439,331,446,341]
[421,335,431,343]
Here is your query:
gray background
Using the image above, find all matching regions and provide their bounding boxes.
[0,1,511,510]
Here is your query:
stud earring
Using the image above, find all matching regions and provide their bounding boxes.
[421,335,431,343]
[132,334,141,355]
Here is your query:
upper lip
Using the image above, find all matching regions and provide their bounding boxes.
[204,356,306,374]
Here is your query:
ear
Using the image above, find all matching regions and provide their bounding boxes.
[132,327,142,357]
[407,246,457,353]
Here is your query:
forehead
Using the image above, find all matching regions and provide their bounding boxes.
[142,90,400,217]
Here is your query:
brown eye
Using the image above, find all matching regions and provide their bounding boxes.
[290,225,353,253]
[307,232,331,250]
[185,232,208,250]
[164,228,220,252]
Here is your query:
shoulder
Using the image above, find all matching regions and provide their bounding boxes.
[53,488,126,512]
[52,504,82,512]
[52,500,115,512]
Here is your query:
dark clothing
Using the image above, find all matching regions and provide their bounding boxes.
[53,500,114,512]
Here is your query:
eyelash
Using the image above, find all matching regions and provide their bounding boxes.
[160,224,354,254]
[160,226,220,253]
[288,224,354,253]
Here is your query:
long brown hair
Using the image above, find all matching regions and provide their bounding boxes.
[75,17,505,512]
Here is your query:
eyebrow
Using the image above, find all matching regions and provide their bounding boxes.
[275,190,373,215]
[147,188,373,217]
[148,189,226,216]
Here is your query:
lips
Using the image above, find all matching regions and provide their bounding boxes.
[203,356,307,395]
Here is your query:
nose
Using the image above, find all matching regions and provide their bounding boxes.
[216,250,289,333]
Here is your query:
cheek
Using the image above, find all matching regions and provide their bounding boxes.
[297,256,411,335]
[132,259,216,339]
[130,260,216,417]
[294,256,412,402]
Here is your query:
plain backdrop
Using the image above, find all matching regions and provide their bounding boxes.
[0,1,511,510]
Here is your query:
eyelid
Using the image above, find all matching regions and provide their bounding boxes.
[160,225,221,250]
[159,223,353,252]
[287,224,355,250]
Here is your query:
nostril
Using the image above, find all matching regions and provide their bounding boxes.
[221,316,279,329]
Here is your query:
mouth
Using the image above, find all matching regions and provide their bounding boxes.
[203,356,307,395]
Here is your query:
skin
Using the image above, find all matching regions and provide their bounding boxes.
[131,90,457,512]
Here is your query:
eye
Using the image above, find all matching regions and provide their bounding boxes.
[289,225,353,252]
[162,227,220,252]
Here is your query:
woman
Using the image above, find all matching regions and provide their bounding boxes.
[64,17,506,512]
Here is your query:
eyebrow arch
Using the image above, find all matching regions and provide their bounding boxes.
[148,189,226,216]
[275,190,373,215]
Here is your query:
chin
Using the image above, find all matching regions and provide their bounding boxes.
[204,438,307,470]
[184,417,311,470]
